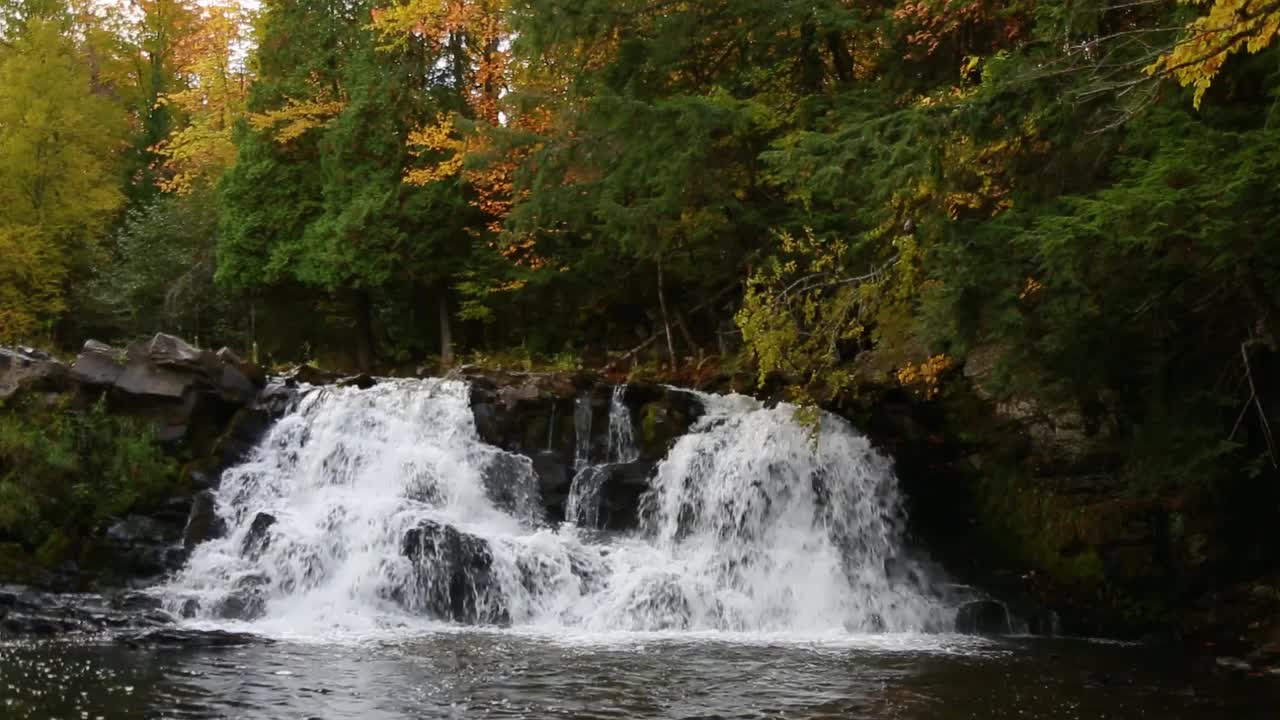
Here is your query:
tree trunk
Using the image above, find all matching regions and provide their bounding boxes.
[656,260,678,372]
[438,290,454,366]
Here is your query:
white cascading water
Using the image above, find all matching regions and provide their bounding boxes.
[606,385,639,463]
[161,379,948,636]
[564,386,641,528]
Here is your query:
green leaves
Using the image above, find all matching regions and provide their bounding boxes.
[0,397,177,548]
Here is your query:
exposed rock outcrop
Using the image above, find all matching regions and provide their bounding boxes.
[400,520,501,623]
[0,586,172,637]
[0,346,70,400]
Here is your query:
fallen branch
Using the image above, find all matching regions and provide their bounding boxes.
[602,283,738,373]
[1229,339,1278,469]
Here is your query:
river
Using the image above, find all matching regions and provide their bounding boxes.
[3,630,1277,719]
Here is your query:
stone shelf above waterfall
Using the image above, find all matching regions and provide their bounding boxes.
[459,368,706,525]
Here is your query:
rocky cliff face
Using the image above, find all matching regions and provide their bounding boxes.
[858,346,1280,663]
[459,367,703,527]
[0,335,283,591]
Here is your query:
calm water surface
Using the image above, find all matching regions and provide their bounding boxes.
[3,631,1276,719]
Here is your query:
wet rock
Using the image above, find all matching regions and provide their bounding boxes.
[401,520,501,623]
[184,490,226,551]
[532,452,571,520]
[107,515,176,545]
[117,627,269,648]
[109,590,164,613]
[256,381,302,417]
[100,515,186,578]
[956,599,1012,635]
[283,364,341,387]
[962,343,1108,465]
[1214,656,1253,674]
[242,512,277,559]
[631,387,703,461]
[212,591,265,621]
[0,586,173,637]
[597,461,657,530]
[213,406,275,470]
[217,346,266,387]
[480,452,543,520]
[337,373,378,389]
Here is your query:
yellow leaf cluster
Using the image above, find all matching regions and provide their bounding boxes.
[1148,0,1280,108]
[152,1,250,193]
[248,97,346,144]
[1019,276,1044,301]
[0,227,66,344]
[403,115,467,185]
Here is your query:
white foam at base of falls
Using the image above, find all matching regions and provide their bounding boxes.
[161,379,949,638]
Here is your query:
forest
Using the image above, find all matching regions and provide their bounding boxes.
[2,0,1279,487]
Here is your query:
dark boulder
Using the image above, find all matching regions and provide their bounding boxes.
[401,520,502,623]
[242,512,277,559]
[211,575,269,621]
[480,452,544,520]
[109,590,164,613]
[118,627,268,648]
[955,599,1013,635]
[217,347,266,387]
[532,451,571,520]
[1,586,172,637]
[101,515,186,579]
[256,381,302,417]
[628,386,704,461]
[283,364,341,387]
[337,373,378,389]
[596,461,657,530]
[183,490,225,551]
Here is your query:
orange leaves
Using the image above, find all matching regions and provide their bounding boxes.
[372,0,509,122]
[152,2,250,193]
[403,109,554,270]
[894,0,990,56]
[893,1,1026,59]
[896,354,954,399]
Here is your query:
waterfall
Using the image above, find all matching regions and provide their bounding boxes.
[565,386,640,527]
[161,379,948,636]
[572,395,592,471]
[606,385,639,463]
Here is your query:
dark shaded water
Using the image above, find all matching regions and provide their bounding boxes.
[3,631,1277,719]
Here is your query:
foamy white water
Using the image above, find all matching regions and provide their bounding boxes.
[161,378,949,638]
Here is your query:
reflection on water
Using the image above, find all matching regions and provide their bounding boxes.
[2,632,1277,719]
